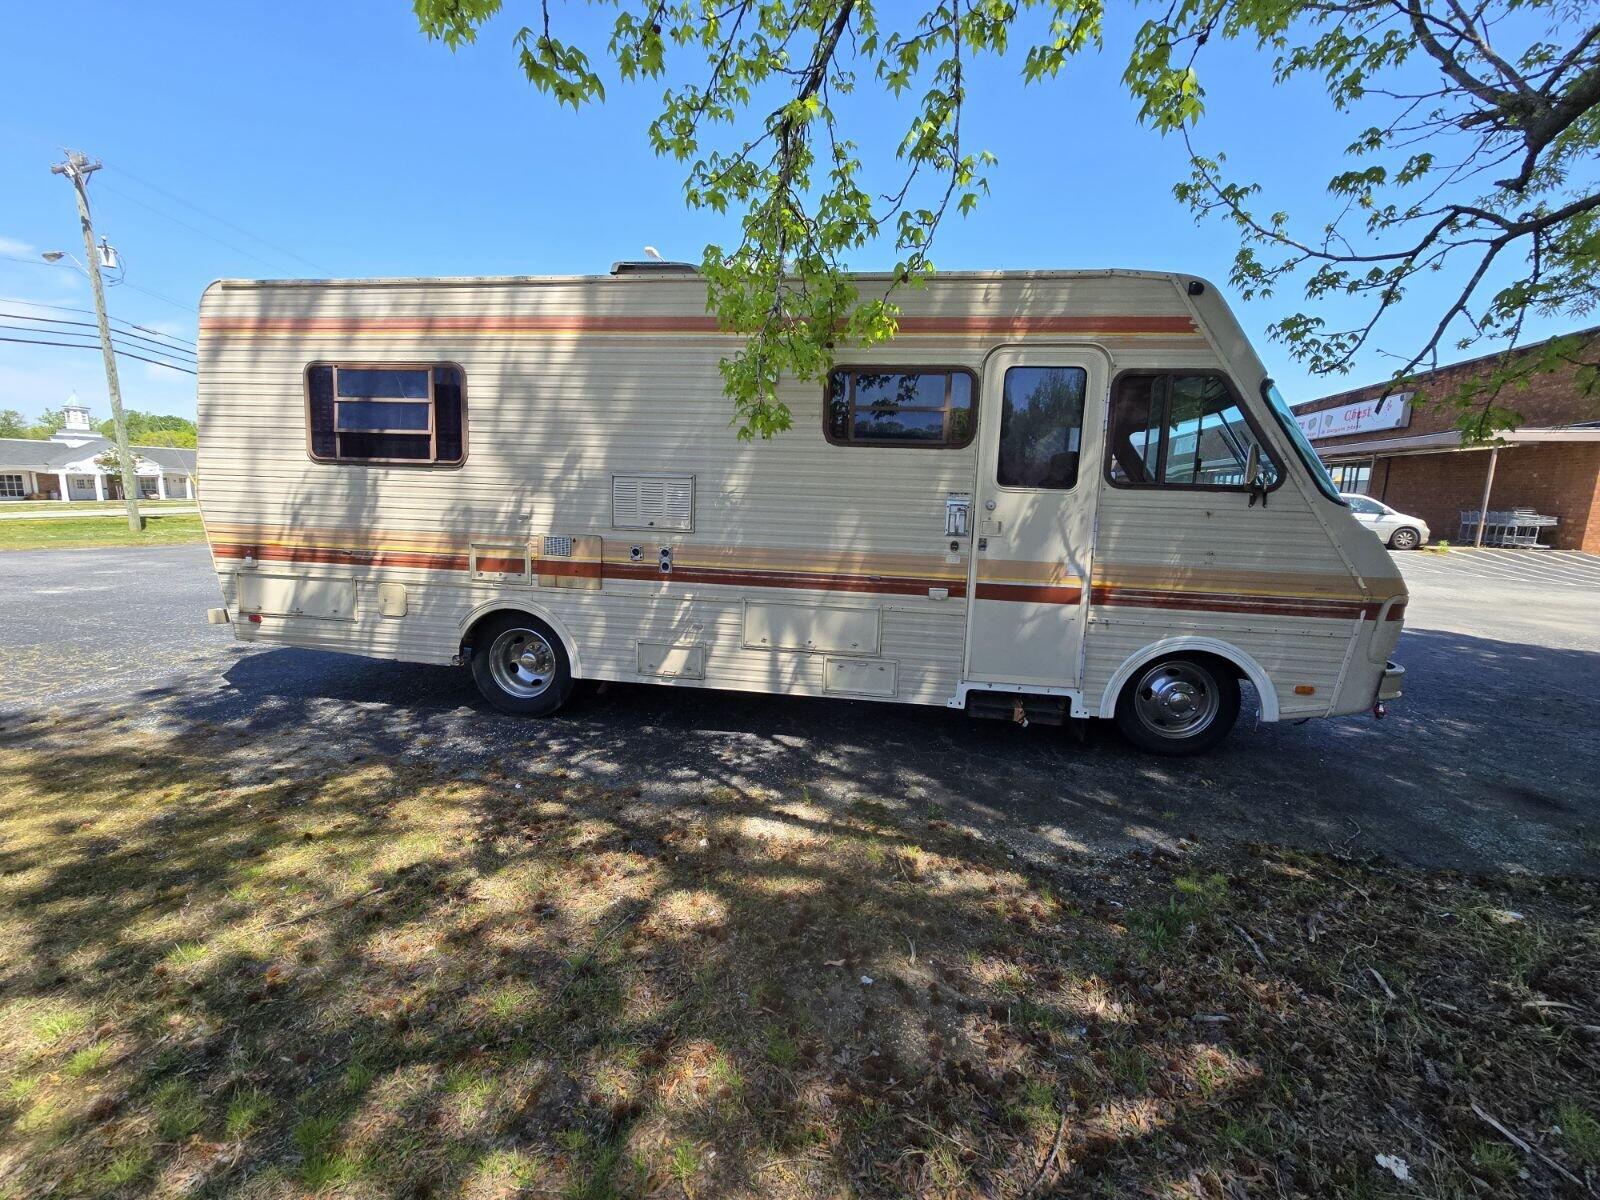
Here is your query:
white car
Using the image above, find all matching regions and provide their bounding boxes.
[1342,493,1430,550]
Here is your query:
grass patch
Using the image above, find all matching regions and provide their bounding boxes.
[0,498,193,513]
[153,1079,205,1141]
[223,1086,272,1140]
[63,1042,111,1078]
[0,512,205,550]
[0,719,1596,1197]
[1556,1101,1600,1166]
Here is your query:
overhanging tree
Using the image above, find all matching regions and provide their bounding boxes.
[414,0,1600,441]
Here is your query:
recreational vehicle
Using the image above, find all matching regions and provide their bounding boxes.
[196,267,1406,755]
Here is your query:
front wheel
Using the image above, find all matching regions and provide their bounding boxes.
[1388,527,1421,551]
[1114,655,1241,756]
[470,613,575,716]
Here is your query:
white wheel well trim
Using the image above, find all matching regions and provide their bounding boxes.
[1097,637,1279,722]
[459,600,583,679]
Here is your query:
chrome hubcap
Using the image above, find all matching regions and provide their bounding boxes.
[1393,530,1417,548]
[488,628,557,698]
[1132,661,1219,740]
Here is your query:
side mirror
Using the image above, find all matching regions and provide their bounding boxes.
[1244,443,1268,509]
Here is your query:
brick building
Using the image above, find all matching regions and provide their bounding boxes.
[1294,333,1600,552]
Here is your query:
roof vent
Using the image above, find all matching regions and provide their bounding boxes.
[610,260,699,275]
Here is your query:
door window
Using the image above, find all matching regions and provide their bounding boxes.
[996,366,1087,489]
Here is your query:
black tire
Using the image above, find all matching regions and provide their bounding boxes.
[1388,526,1421,551]
[1114,654,1241,756]
[469,612,576,716]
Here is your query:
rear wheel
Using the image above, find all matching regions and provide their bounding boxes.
[470,613,575,716]
[1114,655,1240,756]
[1388,526,1421,550]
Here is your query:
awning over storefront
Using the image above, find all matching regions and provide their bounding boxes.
[1317,425,1600,461]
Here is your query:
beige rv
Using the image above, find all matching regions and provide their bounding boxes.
[196,266,1406,755]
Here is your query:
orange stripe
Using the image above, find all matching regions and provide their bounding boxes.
[212,539,1400,620]
[198,314,1198,338]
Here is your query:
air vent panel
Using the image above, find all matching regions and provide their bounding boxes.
[612,474,694,532]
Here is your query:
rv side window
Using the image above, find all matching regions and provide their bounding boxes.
[306,364,466,465]
[1107,372,1280,490]
[825,368,976,448]
[996,366,1087,489]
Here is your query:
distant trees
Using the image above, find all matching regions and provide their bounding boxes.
[94,412,197,448]
[0,408,66,439]
[0,407,195,445]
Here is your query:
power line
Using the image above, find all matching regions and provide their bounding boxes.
[102,161,334,275]
[0,253,198,313]
[116,278,198,312]
[0,333,196,374]
[0,312,197,360]
[0,295,196,348]
[0,324,198,372]
[99,182,302,276]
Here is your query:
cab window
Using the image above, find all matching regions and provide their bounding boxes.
[1107,372,1280,490]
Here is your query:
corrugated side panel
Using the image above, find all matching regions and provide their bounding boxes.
[197,271,1212,706]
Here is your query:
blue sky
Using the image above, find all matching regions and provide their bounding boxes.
[0,1,1561,425]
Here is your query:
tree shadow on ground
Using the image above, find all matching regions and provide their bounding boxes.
[1,713,1596,1198]
[97,619,1600,880]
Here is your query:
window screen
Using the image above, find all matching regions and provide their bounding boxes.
[307,364,466,465]
[826,368,976,447]
[1108,373,1279,489]
[997,366,1087,489]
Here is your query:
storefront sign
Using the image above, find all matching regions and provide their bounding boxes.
[1296,393,1412,441]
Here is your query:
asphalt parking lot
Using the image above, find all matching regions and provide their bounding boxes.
[1,543,1596,876]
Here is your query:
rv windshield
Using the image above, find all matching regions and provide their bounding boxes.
[1260,380,1345,504]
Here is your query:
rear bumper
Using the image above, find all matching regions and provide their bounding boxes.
[1377,660,1405,702]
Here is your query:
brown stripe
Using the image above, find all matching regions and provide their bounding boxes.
[1090,585,1398,621]
[476,555,528,574]
[973,582,1083,604]
[201,315,725,334]
[214,537,1402,621]
[899,315,1196,336]
[199,314,1197,338]
[214,542,470,571]
[214,541,965,599]
[605,560,967,597]
[535,559,604,580]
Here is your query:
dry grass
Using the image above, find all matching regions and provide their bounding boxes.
[0,715,1596,1198]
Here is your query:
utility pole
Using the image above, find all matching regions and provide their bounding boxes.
[51,150,142,532]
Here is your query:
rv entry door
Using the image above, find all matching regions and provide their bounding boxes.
[964,346,1105,690]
